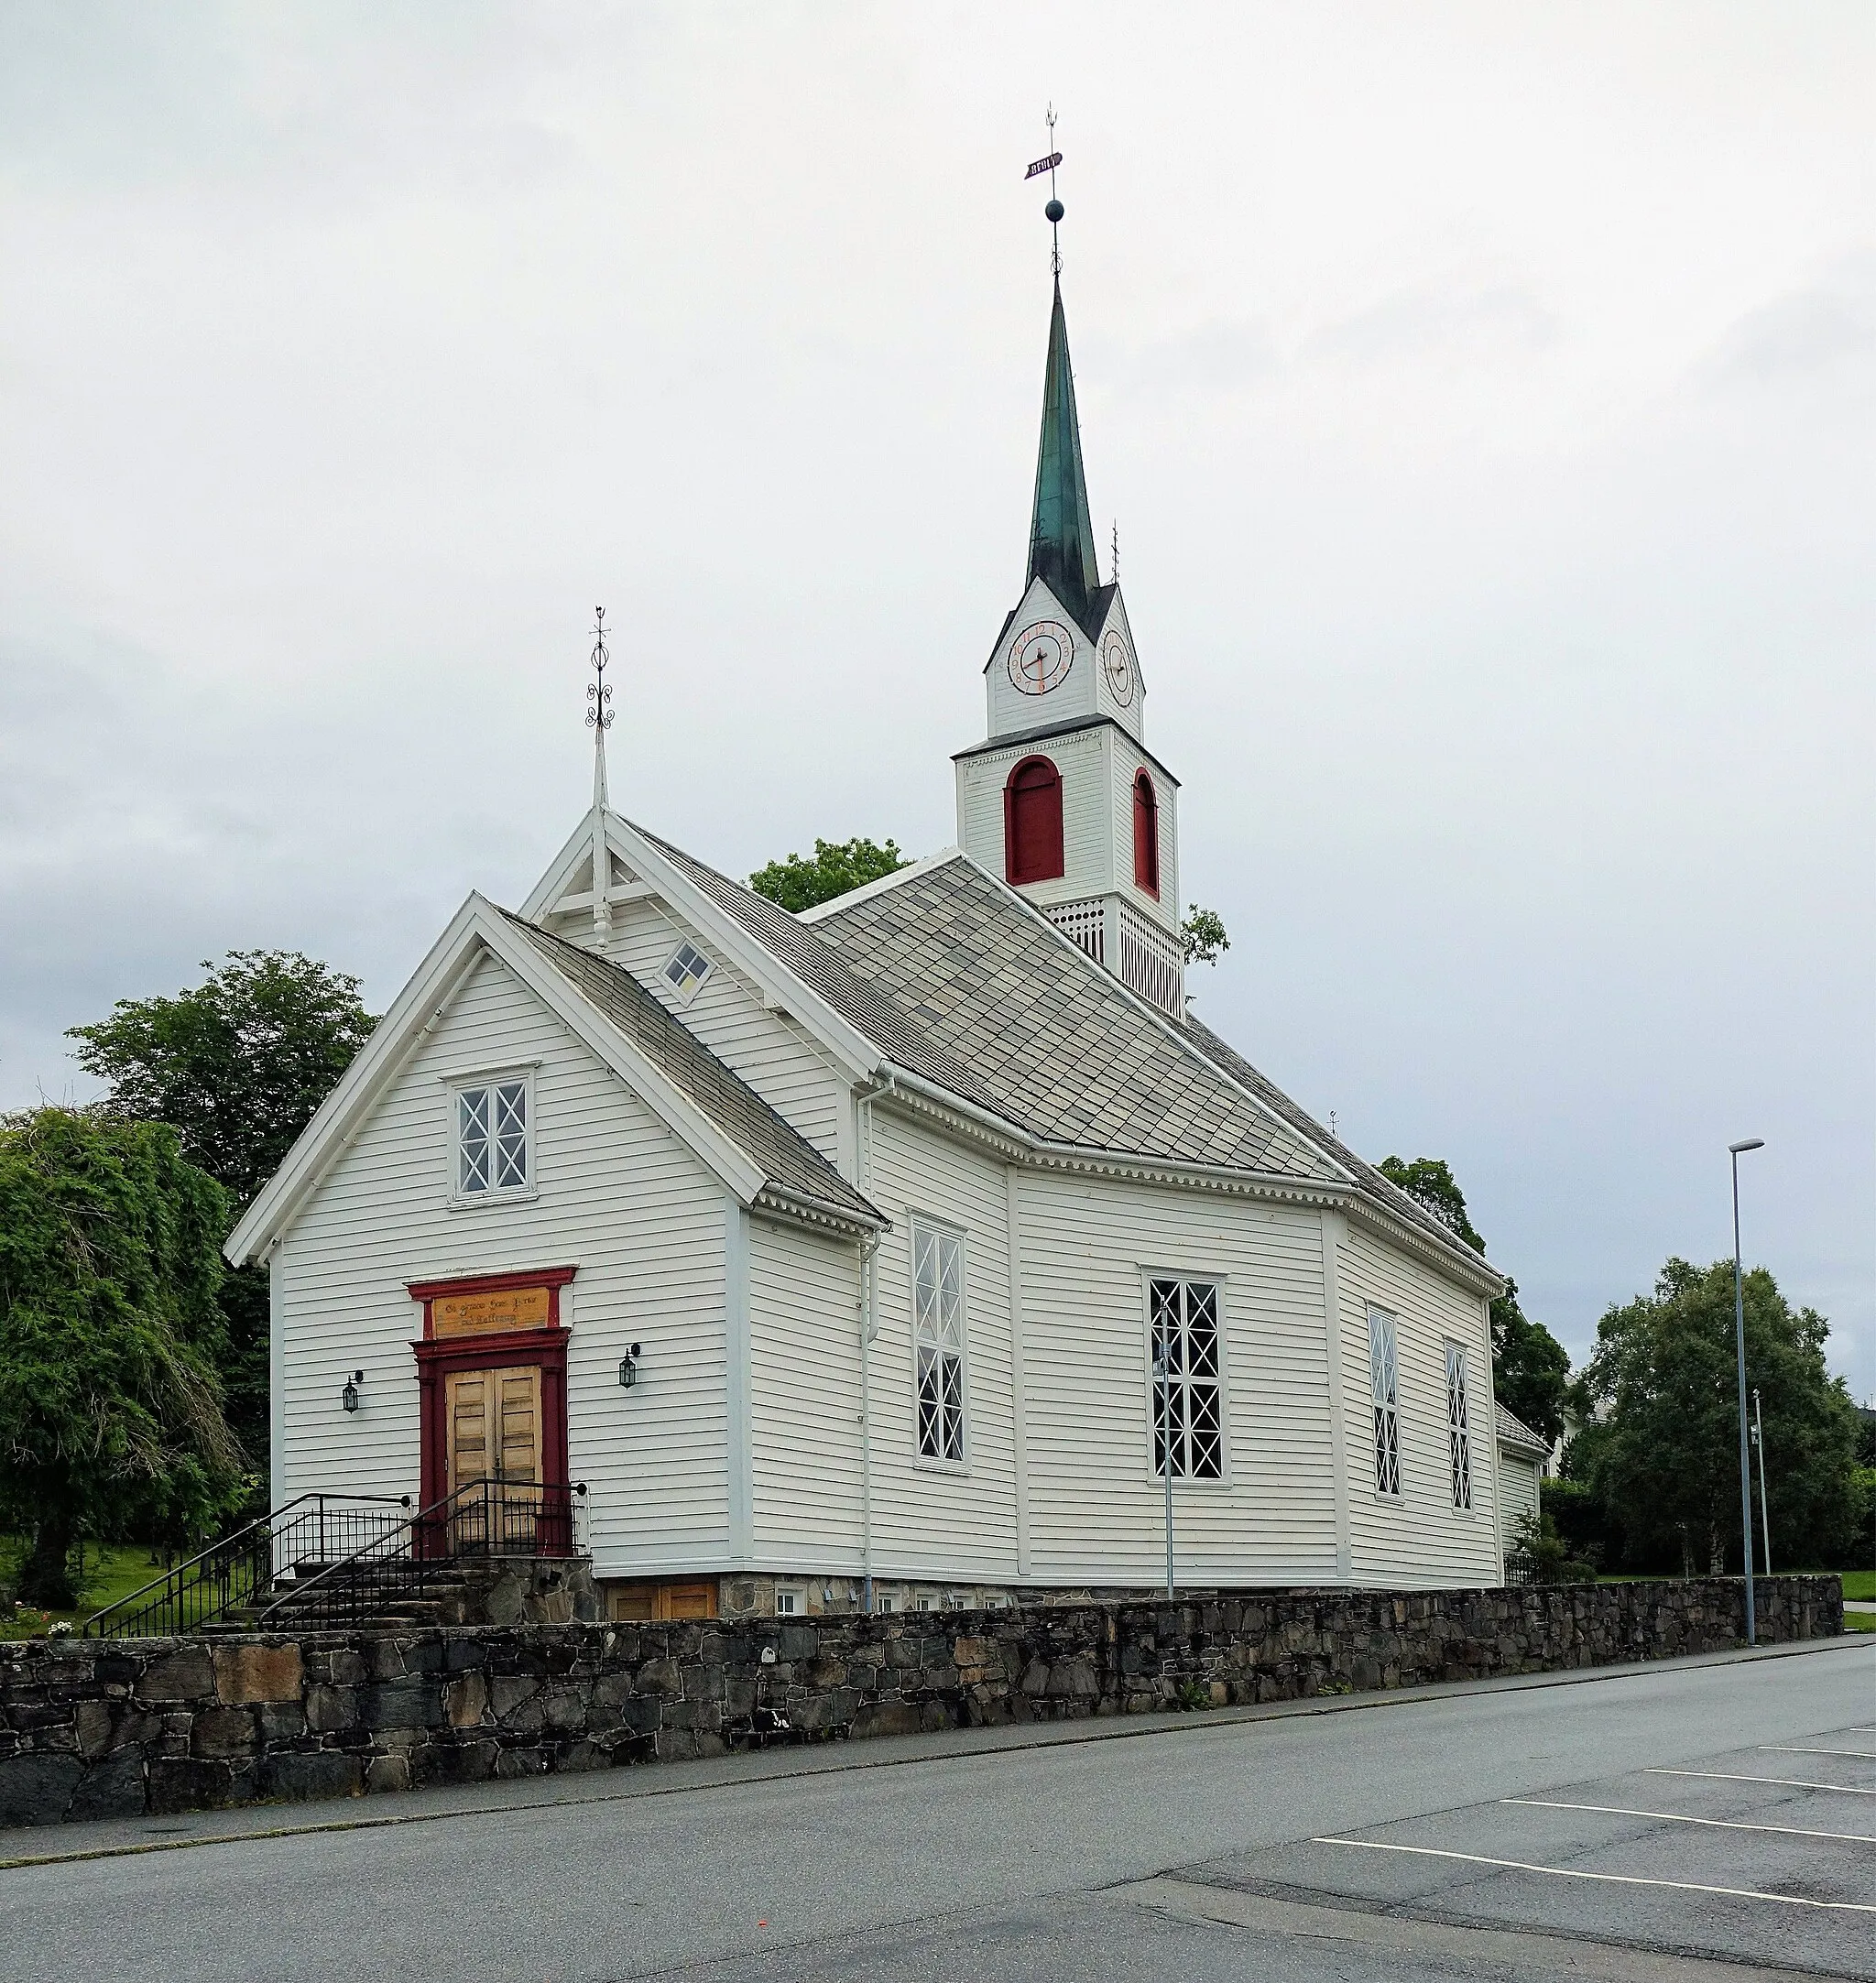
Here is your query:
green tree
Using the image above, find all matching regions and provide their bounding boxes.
[1377,1155,1571,1444]
[0,1109,244,1607]
[1181,905,1230,967]
[748,837,909,913]
[68,951,377,1465]
[1574,1257,1861,1575]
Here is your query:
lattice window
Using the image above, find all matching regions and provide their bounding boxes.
[1149,1277,1224,1479]
[912,1222,965,1464]
[456,1079,529,1195]
[1445,1342,1472,1510]
[1369,1307,1401,1497]
[662,940,713,1004]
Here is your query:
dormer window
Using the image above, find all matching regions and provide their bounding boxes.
[662,941,713,1005]
[1005,756,1064,886]
[1131,771,1160,898]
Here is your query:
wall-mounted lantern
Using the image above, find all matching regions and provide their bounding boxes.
[617,1343,642,1389]
[341,1369,364,1414]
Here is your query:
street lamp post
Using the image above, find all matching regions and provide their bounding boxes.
[1729,1139,1765,1645]
[1751,1389,1772,1577]
[1153,1335,1174,1600]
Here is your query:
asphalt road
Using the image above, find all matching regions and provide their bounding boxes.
[3,1640,1871,1983]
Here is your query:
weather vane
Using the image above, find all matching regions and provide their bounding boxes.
[1024,104,1064,277]
[586,606,614,735]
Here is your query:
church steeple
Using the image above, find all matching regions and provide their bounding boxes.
[1027,278,1100,629]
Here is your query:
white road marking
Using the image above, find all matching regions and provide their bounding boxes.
[1761,1747,1876,1760]
[1503,1797,1876,1846]
[1312,1836,1876,1912]
[1649,1769,1876,1797]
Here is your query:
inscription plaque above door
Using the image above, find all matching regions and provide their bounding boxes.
[431,1284,552,1338]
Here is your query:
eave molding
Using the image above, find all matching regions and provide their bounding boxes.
[870,1073,1502,1300]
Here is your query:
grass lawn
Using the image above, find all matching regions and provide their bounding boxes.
[0,1540,170,1641]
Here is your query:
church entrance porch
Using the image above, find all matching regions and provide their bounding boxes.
[409,1268,577,1558]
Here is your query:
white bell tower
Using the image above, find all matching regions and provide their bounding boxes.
[954,257,1184,1018]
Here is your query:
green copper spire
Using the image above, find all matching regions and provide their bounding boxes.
[1028,277,1101,627]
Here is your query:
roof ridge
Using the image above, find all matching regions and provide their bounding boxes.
[799,847,965,924]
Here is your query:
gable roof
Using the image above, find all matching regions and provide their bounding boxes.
[626,830,1500,1290]
[501,910,879,1230]
[1495,1401,1551,1456]
[635,829,1337,1181]
[225,892,882,1266]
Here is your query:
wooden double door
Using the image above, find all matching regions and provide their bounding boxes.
[444,1364,543,1550]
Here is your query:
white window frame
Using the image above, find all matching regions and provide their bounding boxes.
[446,1069,537,1206]
[1144,1273,1228,1485]
[1369,1305,1402,1498]
[1445,1340,1473,1512]
[661,939,714,1006]
[909,1216,968,1470]
[772,1585,803,1617]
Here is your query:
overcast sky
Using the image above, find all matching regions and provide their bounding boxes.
[3,3,1871,1402]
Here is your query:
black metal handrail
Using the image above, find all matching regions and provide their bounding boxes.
[81,1493,414,1640]
[247,1478,587,1632]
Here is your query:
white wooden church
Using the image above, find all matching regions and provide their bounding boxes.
[230,259,1519,1620]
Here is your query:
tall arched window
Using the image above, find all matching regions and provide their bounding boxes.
[1005,756,1064,886]
[1132,770,1160,897]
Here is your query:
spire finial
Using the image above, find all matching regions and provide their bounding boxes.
[585,605,614,811]
[584,606,615,935]
[1025,107,1064,278]
[1111,518,1118,585]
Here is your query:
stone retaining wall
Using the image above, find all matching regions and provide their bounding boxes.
[0,1575,1840,1828]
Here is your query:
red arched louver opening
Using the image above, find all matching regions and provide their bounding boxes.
[1005,756,1064,885]
[1132,770,1160,897]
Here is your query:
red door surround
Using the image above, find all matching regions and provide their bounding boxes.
[409,1268,575,1524]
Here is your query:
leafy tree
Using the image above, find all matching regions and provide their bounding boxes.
[1505,1508,1596,1585]
[68,951,377,1465]
[1573,1257,1861,1575]
[1181,906,1230,967]
[0,1109,244,1607]
[1377,1155,1572,1444]
[748,837,909,913]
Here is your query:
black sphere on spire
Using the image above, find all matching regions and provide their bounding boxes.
[1045,198,1064,223]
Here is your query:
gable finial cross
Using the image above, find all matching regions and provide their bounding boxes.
[586,605,615,931]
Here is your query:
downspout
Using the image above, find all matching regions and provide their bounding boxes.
[855,1071,898,1612]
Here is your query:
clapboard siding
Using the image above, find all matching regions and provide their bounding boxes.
[1498,1448,1541,1552]
[1105,727,1179,933]
[274,949,733,1579]
[859,1107,1019,1580]
[1336,1226,1501,1587]
[550,894,845,1167]
[747,1215,864,1567]
[1018,1173,1341,1586]
[954,723,1114,909]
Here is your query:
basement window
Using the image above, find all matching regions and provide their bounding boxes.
[773,1585,803,1618]
[662,940,713,1005]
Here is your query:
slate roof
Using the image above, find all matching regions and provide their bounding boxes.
[1179,1015,1480,1259]
[614,831,1495,1285]
[502,910,881,1228]
[1494,1401,1551,1455]
[634,830,1342,1182]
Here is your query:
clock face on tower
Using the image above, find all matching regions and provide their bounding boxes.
[1101,631,1135,706]
[1007,620,1075,696]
